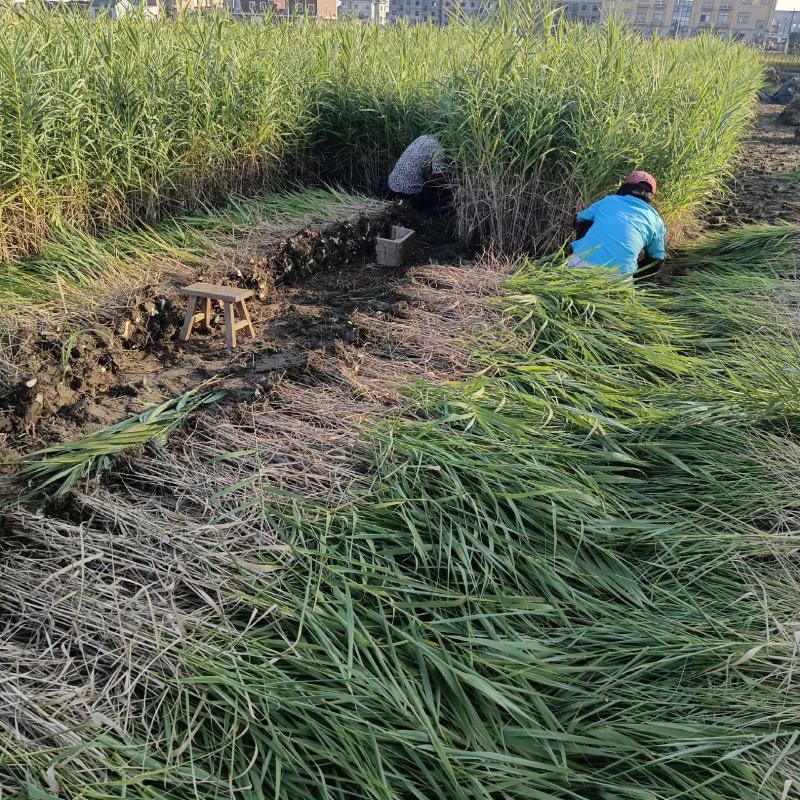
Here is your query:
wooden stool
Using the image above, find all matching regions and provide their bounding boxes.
[179,283,255,350]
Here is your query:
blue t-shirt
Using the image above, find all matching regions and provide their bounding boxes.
[571,194,666,276]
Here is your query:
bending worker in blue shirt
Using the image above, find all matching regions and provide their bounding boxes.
[569,171,666,282]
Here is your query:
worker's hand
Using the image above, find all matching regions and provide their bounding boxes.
[635,259,665,281]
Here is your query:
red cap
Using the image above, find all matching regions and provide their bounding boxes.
[624,171,657,195]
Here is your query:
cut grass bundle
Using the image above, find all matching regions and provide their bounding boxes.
[149,254,800,799]
[15,384,225,502]
[670,223,800,277]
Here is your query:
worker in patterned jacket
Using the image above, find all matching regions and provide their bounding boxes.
[387,135,450,212]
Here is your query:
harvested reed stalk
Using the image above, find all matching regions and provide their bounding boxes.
[5,227,800,798]
[16,385,225,501]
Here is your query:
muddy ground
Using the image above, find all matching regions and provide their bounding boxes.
[703,104,800,230]
[0,204,466,465]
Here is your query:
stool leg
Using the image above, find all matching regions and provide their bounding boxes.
[236,299,255,338]
[223,301,235,349]
[203,297,212,330]
[180,295,198,341]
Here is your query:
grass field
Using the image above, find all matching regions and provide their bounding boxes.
[3,225,800,799]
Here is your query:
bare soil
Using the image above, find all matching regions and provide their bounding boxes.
[703,104,800,230]
[0,204,465,462]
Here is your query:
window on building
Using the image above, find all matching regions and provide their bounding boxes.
[635,9,646,21]
[718,11,728,23]
[698,11,710,21]
[737,12,749,22]
[756,17,764,27]
[652,9,663,21]
[742,0,751,4]
[671,2,692,28]
[259,1,265,8]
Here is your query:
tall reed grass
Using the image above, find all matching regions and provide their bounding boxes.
[0,6,761,261]
[0,7,318,260]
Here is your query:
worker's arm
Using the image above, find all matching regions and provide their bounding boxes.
[637,221,666,277]
[636,255,665,279]
[643,220,666,263]
[574,218,593,239]
[574,202,598,241]
[424,174,449,197]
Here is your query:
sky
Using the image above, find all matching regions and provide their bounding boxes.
[776,0,800,10]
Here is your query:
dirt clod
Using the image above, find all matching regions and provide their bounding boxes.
[778,97,800,127]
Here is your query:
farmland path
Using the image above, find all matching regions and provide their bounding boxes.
[704,104,800,229]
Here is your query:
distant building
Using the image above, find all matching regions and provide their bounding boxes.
[608,0,777,42]
[387,0,776,40]
[233,0,336,17]
[339,0,387,24]
[11,0,92,11]
[771,8,800,36]
[89,0,133,17]
[387,0,496,25]
[557,0,601,23]
[387,0,442,24]
[161,0,225,13]
[11,0,160,13]
[88,0,160,17]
